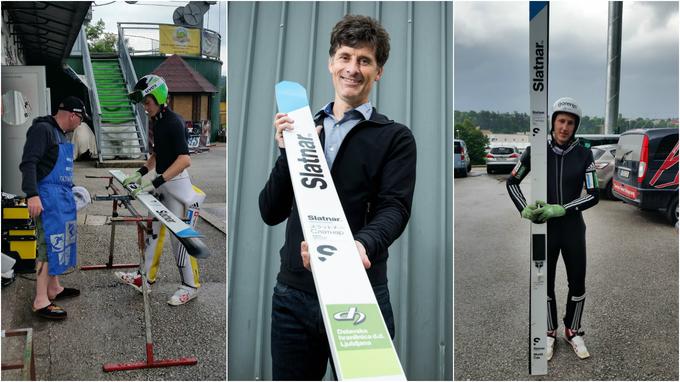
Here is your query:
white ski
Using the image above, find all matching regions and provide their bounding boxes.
[109,169,210,259]
[529,1,549,375]
[275,81,406,381]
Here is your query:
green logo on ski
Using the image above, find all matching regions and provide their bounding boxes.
[327,304,402,379]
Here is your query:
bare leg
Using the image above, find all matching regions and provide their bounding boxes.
[33,261,51,310]
[47,275,64,300]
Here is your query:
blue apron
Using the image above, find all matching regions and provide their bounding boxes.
[38,126,77,275]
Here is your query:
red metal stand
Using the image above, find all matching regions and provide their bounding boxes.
[102,343,197,371]
[81,176,137,271]
[89,175,198,372]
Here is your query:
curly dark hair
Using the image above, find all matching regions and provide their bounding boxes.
[329,14,390,68]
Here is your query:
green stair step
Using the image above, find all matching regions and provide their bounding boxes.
[100,105,132,109]
[94,77,123,81]
[98,91,128,95]
[102,112,135,118]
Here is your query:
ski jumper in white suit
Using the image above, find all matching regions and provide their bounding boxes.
[145,107,204,289]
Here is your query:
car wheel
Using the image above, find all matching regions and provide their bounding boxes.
[605,181,614,200]
[665,196,678,225]
[461,167,468,178]
[467,163,472,173]
[486,167,493,174]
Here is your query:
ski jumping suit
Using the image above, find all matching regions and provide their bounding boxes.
[506,139,599,331]
[145,107,204,289]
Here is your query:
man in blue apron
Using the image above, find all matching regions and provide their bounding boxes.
[20,96,89,319]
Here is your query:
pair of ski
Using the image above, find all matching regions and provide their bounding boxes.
[109,169,210,259]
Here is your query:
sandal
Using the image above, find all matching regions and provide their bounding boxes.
[52,287,80,300]
[33,303,67,320]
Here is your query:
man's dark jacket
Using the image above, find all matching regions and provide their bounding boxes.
[259,109,417,294]
[20,116,66,198]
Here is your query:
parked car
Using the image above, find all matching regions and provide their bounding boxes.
[576,133,620,149]
[612,128,678,224]
[454,139,471,177]
[485,145,520,174]
[515,142,530,154]
[591,144,617,199]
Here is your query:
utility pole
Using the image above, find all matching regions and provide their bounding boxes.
[604,2,623,134]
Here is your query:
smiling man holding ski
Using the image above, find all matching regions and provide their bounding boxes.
[507,97,600,361]
[259,14,416,380]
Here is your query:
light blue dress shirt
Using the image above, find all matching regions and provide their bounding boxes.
[319,101,373,169]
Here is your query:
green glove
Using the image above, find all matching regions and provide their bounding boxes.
[521,203,539,221]
[534,201,566,222]
[131,179,154,197]
[123,171,143,187]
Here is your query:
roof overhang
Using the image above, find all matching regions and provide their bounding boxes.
[2,1,91,66]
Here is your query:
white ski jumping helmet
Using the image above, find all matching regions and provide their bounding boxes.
[128,74,169,106]
[551,97,582,133]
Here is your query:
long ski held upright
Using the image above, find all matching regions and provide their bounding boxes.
[275,81,406,381]
[529,1,549,376]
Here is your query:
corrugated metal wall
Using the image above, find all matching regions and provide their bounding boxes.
[227,2,452,380]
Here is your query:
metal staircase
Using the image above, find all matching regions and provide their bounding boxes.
[91,57,146,160]
[78,26,148,164]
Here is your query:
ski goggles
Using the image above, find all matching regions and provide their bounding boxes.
[127,90,144,104]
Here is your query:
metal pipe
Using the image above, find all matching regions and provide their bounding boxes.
[116,21,219,36]
[604,2,623,134]
[118,23,149,153]
[79,25,103,161]
[228,1,257,300]
[305,2,318,100]
[373,2,381,107]
[438,6,448,380]
[254,4,288,377]
[398,1,414,371]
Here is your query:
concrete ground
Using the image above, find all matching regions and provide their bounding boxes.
[1,144,226,380]
[454,169,678,380]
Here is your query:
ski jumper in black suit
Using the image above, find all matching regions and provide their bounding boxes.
[506,138,599,331]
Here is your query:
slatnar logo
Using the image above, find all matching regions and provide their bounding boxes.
[316,244,337,262]
[334,307,366,325]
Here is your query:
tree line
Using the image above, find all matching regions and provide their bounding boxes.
[455,110,677,135]
[454,110,678,165]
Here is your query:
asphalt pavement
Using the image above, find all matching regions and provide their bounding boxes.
[454,168,678,380]
[1,144,226,380]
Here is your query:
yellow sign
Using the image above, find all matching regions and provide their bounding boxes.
[159,25,200,56]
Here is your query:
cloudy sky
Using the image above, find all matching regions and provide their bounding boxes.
[454,1,679,118]
[90,1,226,75]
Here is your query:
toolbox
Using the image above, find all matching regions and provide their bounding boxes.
[2,196,36,273]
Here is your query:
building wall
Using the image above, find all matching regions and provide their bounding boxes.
[227,2,452,380]
[172,94,194,123]
[220,101,227,128]
[200,94,209,120]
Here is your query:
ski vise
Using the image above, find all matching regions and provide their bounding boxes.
[87,176,198,371]
[80,176,137,271]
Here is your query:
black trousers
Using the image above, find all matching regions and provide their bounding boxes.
[271,282,395,381]
[546,213,587,331]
